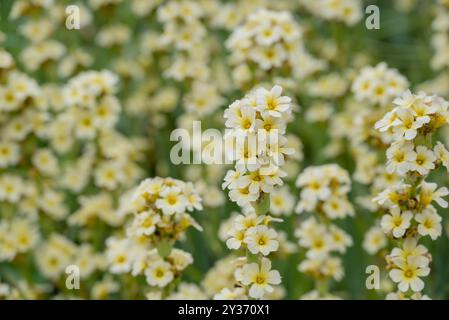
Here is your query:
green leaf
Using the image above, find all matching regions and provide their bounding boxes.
[254,193,270,216]
[157,240,173,258]
[0,0,13,27]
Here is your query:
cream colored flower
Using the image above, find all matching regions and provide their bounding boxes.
[389,256,430,292]
[244,225,279,256]
[239,258,281,299]
[415,207,442,240]
[381,207,413,238]
[145,260,174,288]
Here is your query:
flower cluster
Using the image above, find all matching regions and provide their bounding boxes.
[352,63,409,107]
[0,50,145,299]
[220,85,296,299]
[294,164,354,298]
[376,90,449,150]
[226,9,303,71]
[226,9,323,87]
[322,64,410,269]
[326,63,409,188]
[0,218,39,262]
[62,70,120,139]
[58,70,145,196]
[128,177,203,242]
[374,90,449,299]
[0,56,57,264]
[295,164,353,218]
[156,0,211,82]
[106,177,203,298]
[223,85,294,210]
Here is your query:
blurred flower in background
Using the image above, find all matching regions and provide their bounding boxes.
[1,0,449,300]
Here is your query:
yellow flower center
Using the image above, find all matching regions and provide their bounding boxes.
[5,92,15,102]
[155,269,165,279]
[255,275,266,285]
[82,118,92,126]
[0,147,10,156]
[404,269,414,279]
[331,202,340,210]
[143,218,154,228]
[267,97,276,110]
[393,216,403,227]
[49,257,59,266]
[423,219,433,229]
[116,255,126,264]
[394,152,405,162]
[242,119,252,129]
[375,87,385,96]
[313,239,324,249]
[265,50,275,59]
[167,195,178,205]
